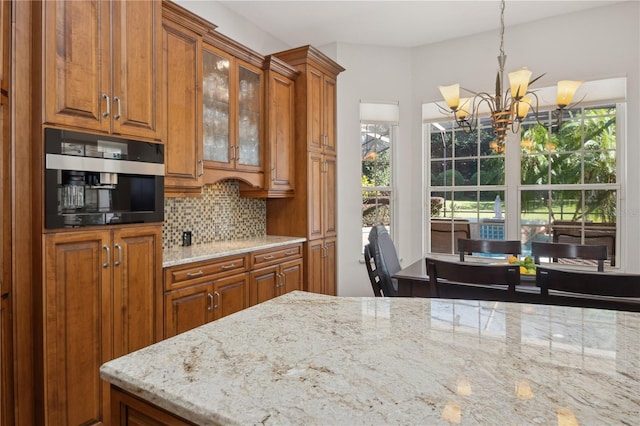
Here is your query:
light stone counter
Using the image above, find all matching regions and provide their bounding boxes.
[100,291,640,425]
[163,235,306,268]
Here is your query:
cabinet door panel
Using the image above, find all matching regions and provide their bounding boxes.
[164,284,211,339]
[324,238,337,296]
[0,96,9,296]
[322,76,337,155]
[307,67,323,152]
[269,72,295,191]
[112,226,162,358]
[305,241,324,294]
[323,155,337,238]
[213,273,247,320]
[0,0,9,93]
[281,258,303,295]
[111,0,161,139]
[202,46,232,166]
[236,60,262,171]
[249,266,278,306]
[44,231,112,425]
[308,152,323,239]
[162,19,202,192]
[44,0,110,131]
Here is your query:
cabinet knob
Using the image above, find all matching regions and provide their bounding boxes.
[207,293,214,311]
[186,270,204,278]
[114,243,122,266]
[101,94,110,118]
[113,96,121,120]
[102,245,110,268]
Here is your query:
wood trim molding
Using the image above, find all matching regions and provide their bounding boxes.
[162,0,215,36]
[263,56,300,80]
[202,31,264,69]
[272,45,345,77]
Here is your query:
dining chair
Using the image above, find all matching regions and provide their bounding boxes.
[457,238,521,261]
[363,243,383,297]
[536,266,640,297]
[425,256,520,299]
[531,241,607,272]
[366,225,401,297]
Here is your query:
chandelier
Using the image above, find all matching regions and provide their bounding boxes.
[438,0,583,144]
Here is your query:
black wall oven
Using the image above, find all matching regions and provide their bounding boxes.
[45,128,164,229]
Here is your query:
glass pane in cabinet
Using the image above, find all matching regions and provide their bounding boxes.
[203,50,231,162]
[238,66,261,166]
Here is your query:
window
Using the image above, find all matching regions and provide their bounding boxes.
[425,101,622,266]
[360,101,398,253]
[362,122,394,251]
[427,117,507,255]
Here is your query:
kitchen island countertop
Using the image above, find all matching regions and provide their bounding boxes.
[100,291,640,425]
[162,235,306,268]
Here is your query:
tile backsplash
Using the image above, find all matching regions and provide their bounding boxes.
[163,180,266,249]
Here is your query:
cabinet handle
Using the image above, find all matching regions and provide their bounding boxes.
[281,272,286,289]
[229,145,235,161]
[101,94,110,118]
[197,160,204,177]
[221,263,236,269]
[186,270,204,278]
[271,167,275,181]
[213,291,220,309]
[207,293,214,311]
[284,250,296,256]
[262,255,275,260]
[235,146,240,162]
[113,96,121,120]
[114,243,122,266]
[102,245,110,268]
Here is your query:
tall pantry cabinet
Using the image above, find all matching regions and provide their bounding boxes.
[267,46,344,295]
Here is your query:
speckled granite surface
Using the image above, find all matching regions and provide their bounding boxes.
[100,291,640,425]
[162,235,306,268]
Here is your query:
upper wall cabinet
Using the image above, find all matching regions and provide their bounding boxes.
[161,1,212,196]
[202,34,264,188]
[42,0,162,140]
[240,56,299,198]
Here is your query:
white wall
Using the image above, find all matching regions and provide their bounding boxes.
[173,1,640,295]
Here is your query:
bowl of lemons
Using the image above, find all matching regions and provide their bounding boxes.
[508,255,536,275]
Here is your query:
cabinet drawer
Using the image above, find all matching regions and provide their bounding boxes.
[251,244,302,268]
[165,255,247,290]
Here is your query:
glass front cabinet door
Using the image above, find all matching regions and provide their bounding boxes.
[202,44,263,174]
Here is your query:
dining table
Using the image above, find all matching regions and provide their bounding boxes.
[100,291,640,424]
[393,257,640,312]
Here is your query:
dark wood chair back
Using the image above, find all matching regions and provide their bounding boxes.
[457,238,521,261]
[425,256,520,299]
[531,241,607,272]
[364,243,383,297]
[536,266,640,297]
[366,225,400,296]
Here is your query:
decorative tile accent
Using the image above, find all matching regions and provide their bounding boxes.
[163,181,266,249]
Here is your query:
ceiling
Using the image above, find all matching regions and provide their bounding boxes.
[219,1,623,48]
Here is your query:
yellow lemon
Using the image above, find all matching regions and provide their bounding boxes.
[519,266,528,274]
[508,256,518,264]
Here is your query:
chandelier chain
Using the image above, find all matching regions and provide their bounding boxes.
[499,0,505,59]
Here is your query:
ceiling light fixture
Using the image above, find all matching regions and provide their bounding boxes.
[437,0,583,145]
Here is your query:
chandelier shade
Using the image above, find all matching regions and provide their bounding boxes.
[437,0,583,144]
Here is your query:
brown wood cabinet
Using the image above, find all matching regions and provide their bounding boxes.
[202,34,264,188]
[240,56,299,198]
[267,46,344,295]
[162,3,211,196]
[249,244,303,305]
[164,254,249,338]
[42,0,162,140]
[0,294,12,426]
[111,387,195,426]
[42,225,162,425]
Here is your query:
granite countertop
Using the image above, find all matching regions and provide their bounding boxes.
[100,291,640,425]
[163,235,307,268]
